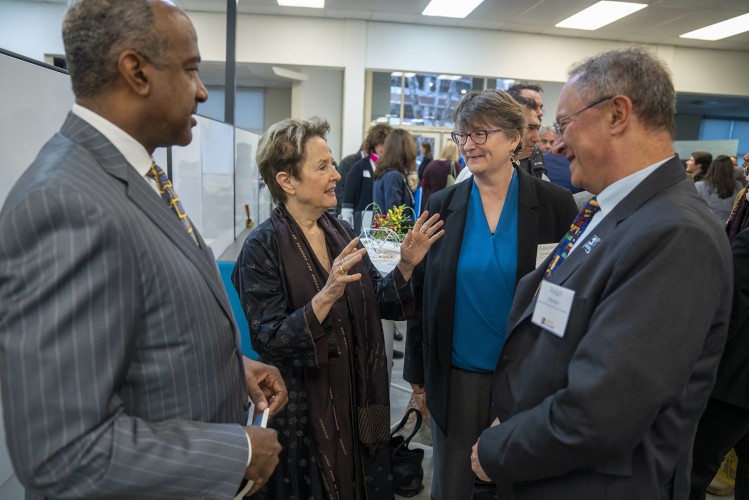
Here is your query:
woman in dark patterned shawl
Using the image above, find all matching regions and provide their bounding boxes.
[232,117,444,500]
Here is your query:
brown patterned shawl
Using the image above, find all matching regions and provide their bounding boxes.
[270,205,391,453]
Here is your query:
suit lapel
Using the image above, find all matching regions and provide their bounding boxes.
[60,113,235,325]
[435,179,471,370]
[123,167,235,323]
[506,156,686,335]
[516,168,540,285]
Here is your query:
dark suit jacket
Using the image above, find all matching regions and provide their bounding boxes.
[479,157,733,500]
[403,168,577,433]
[342,156,374,232]
[0,113,250,499]
[711,227,749,409]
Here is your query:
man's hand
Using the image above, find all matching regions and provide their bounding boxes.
[243,426,282,495]
[471,439,490,482]
[243,357,288,416]
[471,418,499,482]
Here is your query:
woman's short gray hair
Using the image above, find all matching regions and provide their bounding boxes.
[257,117,331,204]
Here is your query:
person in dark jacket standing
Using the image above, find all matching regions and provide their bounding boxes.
[417,141,433,181]
[404,89,577,500]
[341,123,392,232]
[690,226,749,499]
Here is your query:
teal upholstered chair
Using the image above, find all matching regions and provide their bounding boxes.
[217,260,259,360]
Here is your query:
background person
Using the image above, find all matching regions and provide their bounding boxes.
[341,123,392,232]
[472,46,732,500]
[373,128,417,221]
[690,226,749,500]
[538,125,556,154]
[404,89,577,500]
[334,141,365,216]
[695,154,743,222]
[511,94,547,180]
[687,150,713,182]
[232,117,444,500]
[0,1,286,498]
[420,139,461,209]
[417,140,433,181]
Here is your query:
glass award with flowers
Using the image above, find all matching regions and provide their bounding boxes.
[359,204,415,274]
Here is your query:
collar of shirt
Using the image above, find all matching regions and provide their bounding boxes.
[72,104,154,178]
[594,156,672,217]
[570,156,673,254]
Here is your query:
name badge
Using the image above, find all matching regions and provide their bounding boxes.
[531,281,575,337]
[535,243,557,268]
[363,170,372,178]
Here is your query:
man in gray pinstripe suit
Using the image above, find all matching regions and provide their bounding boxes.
[0,1,287,498]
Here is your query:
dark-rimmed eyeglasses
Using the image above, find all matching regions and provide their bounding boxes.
[451,129,503,146]
[552,96,614,137]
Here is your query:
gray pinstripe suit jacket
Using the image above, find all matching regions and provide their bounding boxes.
[0,113,250,499]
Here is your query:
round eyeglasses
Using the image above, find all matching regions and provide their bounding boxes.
[451,129,503,146]
[552,96,613,138]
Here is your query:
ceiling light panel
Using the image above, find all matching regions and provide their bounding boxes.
[277,0,324,8]
[422,0,485,19]
[680,13,749,41]
[556,1,648,31]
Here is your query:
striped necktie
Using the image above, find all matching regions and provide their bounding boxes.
[544,197,600,279]
[146,162,197,242]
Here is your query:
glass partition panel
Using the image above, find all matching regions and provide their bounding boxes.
[172,116,235,256]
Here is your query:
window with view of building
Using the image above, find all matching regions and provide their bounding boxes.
[371,71,517,128]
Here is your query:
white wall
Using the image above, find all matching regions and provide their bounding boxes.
[290,66,343,161]
[0,1,65,61]
[264,87,292,131]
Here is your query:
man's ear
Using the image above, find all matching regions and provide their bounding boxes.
[276,171,295,196]
[609,95,632,134]
[118,50,151,97]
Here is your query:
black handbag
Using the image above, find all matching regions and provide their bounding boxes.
[390,407,425,497]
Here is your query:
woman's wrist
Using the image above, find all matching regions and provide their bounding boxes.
[311,290,336,323]
[396,260,414,280]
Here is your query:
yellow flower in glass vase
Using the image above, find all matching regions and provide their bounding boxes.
[371,204,414,241]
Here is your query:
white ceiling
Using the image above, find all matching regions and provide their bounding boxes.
[22,0,749,51]
[188,0,749,118]
[178,0,749,52]
[20,0,749,118]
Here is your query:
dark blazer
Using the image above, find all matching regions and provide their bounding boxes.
[403,168,577,433]
[342,156,374,232]
[0,113,250,499]
[479,157,733,500]
[711,227,749,409]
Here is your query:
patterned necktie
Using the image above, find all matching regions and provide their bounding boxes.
[146,162,196,241]
[544,197,601,279]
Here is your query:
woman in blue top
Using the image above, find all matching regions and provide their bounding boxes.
[372,128,416,219]
[403,90,577,500]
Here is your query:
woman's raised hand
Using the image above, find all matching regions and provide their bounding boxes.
[311,237,367,323]
[397,211,444,279]
[324,237,367,299]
